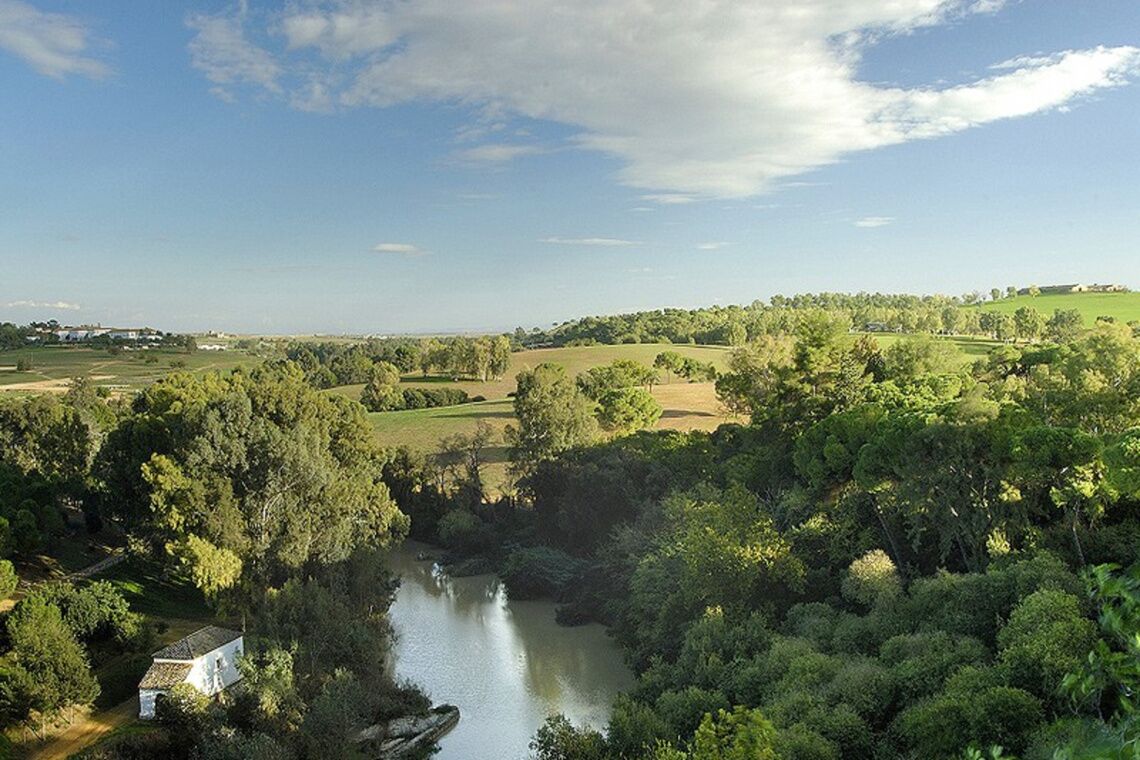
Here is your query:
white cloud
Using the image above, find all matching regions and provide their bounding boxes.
[452,143,544,164]
[697,241,732,250]
[539,237,641,247]
[187,1,1140,198]
[0,0,107,79]
[5,299,80,310]
[854,216,895,228]
[187,9,281,100]
[373,242,428,256]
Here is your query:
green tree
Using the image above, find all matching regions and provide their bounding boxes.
[596,387,662,435]
[690,706,778,760]
[6,596,99,732]
[97,363,408,592]
[1047,309,1085,342]
[1013,306,1045,343]
[0,559,17,598]
[507,364,597,472]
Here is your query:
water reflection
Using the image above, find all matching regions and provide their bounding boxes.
[387,542,633,760]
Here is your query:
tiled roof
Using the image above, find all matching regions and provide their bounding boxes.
[138,661,192,690]
[152,625,242,661]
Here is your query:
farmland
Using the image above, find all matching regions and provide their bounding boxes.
[970,291,1140,324]
[0,345,261,393]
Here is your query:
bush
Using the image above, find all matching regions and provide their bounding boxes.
[500,547,585,601]
[997,588,1097,706]
[841,550,901,608]
[0,560,17,599]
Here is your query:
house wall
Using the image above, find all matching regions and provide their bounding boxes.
[184,637,244,696]
[139,689,163,719]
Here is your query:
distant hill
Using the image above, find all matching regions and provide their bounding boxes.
[973,291,1140,324]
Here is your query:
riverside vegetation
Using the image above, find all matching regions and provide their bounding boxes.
[0,290,1139,758]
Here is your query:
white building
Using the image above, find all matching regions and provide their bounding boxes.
[138,626,244,719]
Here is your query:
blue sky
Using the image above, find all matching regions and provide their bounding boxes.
[1,1,1138,334]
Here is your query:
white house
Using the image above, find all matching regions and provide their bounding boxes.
[138,626,244,719]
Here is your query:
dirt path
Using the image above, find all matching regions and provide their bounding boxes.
[26,698,137,760]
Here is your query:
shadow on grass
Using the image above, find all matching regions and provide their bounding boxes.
[95,558,211,621]
[660,409,717,419]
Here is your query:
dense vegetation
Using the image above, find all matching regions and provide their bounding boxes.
[5,289,1140,758]
[392,309,1140,759]
[0,363,421,757]
[514,291,1132,348]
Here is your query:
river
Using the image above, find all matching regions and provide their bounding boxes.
[386,542,634,759]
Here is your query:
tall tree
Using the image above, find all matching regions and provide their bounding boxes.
[507,363,597,472]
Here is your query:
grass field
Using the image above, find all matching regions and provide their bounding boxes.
[0,345,261,393]
[970,291,1140,324]
[356,344,736,491]
[870,334,1000,365]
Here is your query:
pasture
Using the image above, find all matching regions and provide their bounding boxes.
[0,345,260,393]
[969,291,1140,324]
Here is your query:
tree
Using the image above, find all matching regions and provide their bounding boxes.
[6,596,99,733]
[690,707,778,760]
[96,363,408,592]
[0,560,17,598]
[155,682,212,746]
[655,351,686,382]
[166,534,243,599]
[1013,306,1045,343]
[360,375,404,411]
[842,549,901,608]
[1006,286,1018,299]
[530,714,606,760]
[1028,285,1041,297]
[596,387,662,435]
[991,289,1002,302]
[1047,309,1085,342]
[507,364,597,472]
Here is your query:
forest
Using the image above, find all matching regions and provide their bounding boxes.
[0,295,1139,758]
[392,309,1140,760]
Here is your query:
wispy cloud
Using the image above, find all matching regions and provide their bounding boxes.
[453,143,544,165]
[184,3,1140,199]
[373,242,429,256]
[5,299,80,310]
[640,193,698,205]
[854,216,895,228]
[0,0,108,79]
[697,241,732,250]
[539,237,642,247]
[187,8,281,101]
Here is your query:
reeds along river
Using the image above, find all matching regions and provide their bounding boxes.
[386,542,634,760]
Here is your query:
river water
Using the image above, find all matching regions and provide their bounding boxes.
[386,542,634,759]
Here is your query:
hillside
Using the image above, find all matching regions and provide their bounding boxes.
[972,291,1140,323]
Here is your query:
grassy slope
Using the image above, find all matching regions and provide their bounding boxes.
[970,291,1140,323]
[0,346,260,391]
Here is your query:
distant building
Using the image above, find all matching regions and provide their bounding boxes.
[138,626,244,719]
[199,344,227,351]
[864,322,895,332]
[1017,283,1129,296]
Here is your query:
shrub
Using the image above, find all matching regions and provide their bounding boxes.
[0,560,17,599]
[500,547,585,601]
[841,550,901,608]
[997,588,1097,706]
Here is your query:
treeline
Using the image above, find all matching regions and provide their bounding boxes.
[514,291,1117,347]
[285,334,512,388]
[387,316,1140,759]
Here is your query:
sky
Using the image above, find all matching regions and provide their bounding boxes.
[1,1,1139,335]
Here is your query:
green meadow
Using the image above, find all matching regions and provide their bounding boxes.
[970,291,1140,324]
